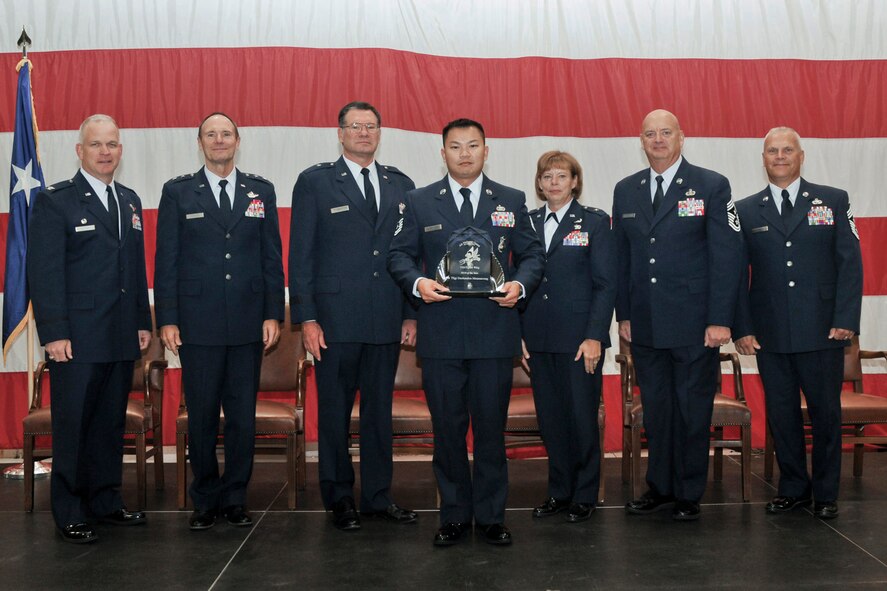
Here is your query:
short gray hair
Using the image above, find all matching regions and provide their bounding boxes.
[78,114,119,144]
[763,126,802,149]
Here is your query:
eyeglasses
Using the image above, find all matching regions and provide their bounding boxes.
[341,122,380,133]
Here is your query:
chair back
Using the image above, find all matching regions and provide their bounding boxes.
[259,308,303,393]
[393,347,423,391]
[844,336,864,392]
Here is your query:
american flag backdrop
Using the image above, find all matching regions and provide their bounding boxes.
[0,0,885,449]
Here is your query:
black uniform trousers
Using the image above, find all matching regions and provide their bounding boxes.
[314,341,399,510]
[180,342,263,511]
[422,357,513,526]
[528,352,602,505]
[757,348,843,501]
[631,342,718,502]
[49,360,134,528]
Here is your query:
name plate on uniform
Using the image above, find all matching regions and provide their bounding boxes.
[434,226,505,297]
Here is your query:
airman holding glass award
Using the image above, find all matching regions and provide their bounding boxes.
[388,118,544,547]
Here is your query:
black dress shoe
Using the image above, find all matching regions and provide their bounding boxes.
[478,523,512,546]
[99,508,146,526]
[222,505,253,527]
[565,503,595,523]
[331,497,361,531]
[532,497,571,518]
[813,501,839,520]
[625,491,676,515]
[766,495,812,514]
[433,522,471,546]
[59,523,98,544]
[672,500,701,521]
[189,508,218,530]
[360,503,417,524]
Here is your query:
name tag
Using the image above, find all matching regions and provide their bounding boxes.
[185,212,204,220]
[75,224,96,232]
[563,231,589,246]
[678,198,705,217]
[331,205,349,214]
[751,226,769,233]
[808,206,834,225]
[622,213,636,219]
[491,211,515,227]
[424,224,442,232]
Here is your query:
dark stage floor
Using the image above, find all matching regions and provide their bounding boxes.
[3,451,887,590]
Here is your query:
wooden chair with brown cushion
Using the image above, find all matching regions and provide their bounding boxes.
[764,337,887,480]
[176,314,307,510]
[23,334,167,511]
[348,346,434,451]
[616,342,752,501]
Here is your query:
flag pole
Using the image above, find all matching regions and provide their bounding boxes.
[3,28,50,481]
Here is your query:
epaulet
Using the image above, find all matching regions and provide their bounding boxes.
[114,180,133,193]
[44,179,75,193]
[582,205,608,217]
[241,172,273,186]
[380,164,408,178]
[303,162,336,175]
[529,207,542,216]
[168,172,195,184]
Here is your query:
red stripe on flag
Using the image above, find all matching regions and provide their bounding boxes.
[858,217,887,296]
[1,48,885,138]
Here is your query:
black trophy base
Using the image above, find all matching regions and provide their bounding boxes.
[435,289,506,298]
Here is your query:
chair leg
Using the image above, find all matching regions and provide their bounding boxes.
[621,426,631,485]
[135,433,147,510]
[176,432,188,510]
[741,425,752,502]
[713,427,724,482]
[297,431,307,491]
[599,420,606,504]
[153,424,165,490]
[287,434,297,510]
[764,424,775,482]
[631,424,642,499]
[23,435,35,512]
[853,426,865,477]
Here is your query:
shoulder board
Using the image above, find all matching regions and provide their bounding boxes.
[303,162,336,174]
[582,205,607,217]
[44,179,75,193]
[168,173,195,184]
[241,172,273,185]
[380,164,409,177]
[114,181,133,194]
[529,208,542,216]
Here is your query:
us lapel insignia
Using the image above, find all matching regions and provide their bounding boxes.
[439,188,447,195]
[81,218,87,224]
[382,175,389,181]
[686,189,696,197]
[763,195,769,202]
[198,184,206,188]
[641,178,646,185]
[486,189,493,195]
[676,178,684,185]
[802,191,809,197]
[84,192,92,197]
[341,172,348,177]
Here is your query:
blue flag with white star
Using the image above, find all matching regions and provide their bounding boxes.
[3,59,45,362]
